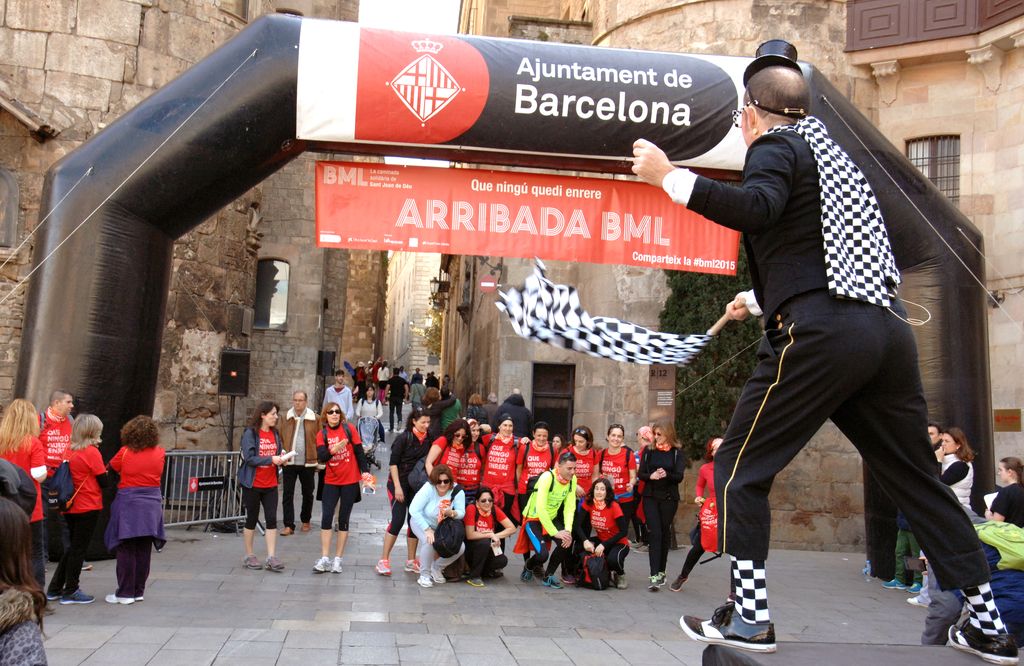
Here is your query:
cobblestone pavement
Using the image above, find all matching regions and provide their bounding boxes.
[42,429,971,665]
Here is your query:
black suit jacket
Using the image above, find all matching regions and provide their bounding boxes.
[687,130,828,322]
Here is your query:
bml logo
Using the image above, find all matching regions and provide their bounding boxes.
[390,39,463,124]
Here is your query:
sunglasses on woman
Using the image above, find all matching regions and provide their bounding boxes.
[437,478,452,485]
[477,498,493,504]
[325,409,341,415]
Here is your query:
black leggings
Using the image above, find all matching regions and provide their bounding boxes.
[243,485,278,530]
[321,483,360,531]
[680,540,705,578]
[465,538,509,578]
[523,520,571,577]
[48,510,99,596]
[386,481,411,537]
[642,496,678,576]
[604,542,630,574]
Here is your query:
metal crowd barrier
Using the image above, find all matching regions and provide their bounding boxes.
[161,450,246,528]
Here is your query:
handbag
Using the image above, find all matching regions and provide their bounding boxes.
[433,486,465,558]
[698,498,718,552]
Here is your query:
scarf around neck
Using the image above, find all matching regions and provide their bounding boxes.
[767,116,900,308]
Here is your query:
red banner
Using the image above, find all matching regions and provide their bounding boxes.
[315,161,739,274]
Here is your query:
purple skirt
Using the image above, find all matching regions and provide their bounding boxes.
[104,486,166,552]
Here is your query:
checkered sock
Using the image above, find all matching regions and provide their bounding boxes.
[962,583,1007,636]
[731,558,770,624]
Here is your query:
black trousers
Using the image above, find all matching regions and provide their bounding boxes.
[30,520,45,590]
[523,520,571,577]
[715,290,987,589]
[642,496,678,576]
[281,465,316,528]
[242,486,278,530]
[48,510,99,596]
[389,401,403,431]
[465,538,509,578]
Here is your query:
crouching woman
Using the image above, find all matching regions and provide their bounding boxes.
[463,487,516,587]
[409,464,465,588]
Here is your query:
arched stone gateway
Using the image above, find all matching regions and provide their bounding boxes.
[17,15,990,566]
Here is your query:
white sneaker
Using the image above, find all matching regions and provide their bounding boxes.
[313,556,331,573]
[105,594,135,605]
[907,596,927,607]
[417,575,433,588]
[331,557,343,574]
[430,567,446,584]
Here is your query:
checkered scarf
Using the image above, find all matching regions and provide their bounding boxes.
[496,260,711,365]
[768,116,900,307]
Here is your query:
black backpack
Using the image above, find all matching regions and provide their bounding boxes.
[0,459,37,517]
[577,553,611,590]
[43,459,78,512]
[433,485,465,558]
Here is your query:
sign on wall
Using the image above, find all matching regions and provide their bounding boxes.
[297,21,751,172]
[315,161,740,274]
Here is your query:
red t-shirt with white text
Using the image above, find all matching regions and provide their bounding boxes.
[318,424,363,486]
[1,436,46,521]
[253,429,280,489]
[572,446,597,494]
[41,417,73,472]
[110,446,166,488]
[67,445,106,514]
[597,448,636,500]
[482,434,516,490]
[464,504,508,533]
[516,442,555,494]
[584,500,628,545]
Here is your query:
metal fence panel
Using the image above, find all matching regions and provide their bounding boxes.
[161,451,246,528]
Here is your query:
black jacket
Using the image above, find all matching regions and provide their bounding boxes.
[491,394,533,439]
[638,447,686,501]
[688,130,829,323]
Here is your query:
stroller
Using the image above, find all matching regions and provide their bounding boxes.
[357,416,384,470]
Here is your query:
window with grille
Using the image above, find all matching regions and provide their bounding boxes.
[906,136,960,206]
[254,259,289,330]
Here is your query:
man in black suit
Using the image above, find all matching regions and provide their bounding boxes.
[632,42,1016,664]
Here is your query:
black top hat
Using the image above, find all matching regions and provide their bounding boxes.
[743,39,802,86]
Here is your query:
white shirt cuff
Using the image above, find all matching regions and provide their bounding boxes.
[662,168,698,205]
[736,289,763,317]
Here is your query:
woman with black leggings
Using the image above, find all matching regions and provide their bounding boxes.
[377,409,431,576]
[314,402,371,574]
[637,421,686,592]
[239,402,284,572]
[575,478,631,589]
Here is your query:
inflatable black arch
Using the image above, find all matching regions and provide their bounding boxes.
[16,14,991,569]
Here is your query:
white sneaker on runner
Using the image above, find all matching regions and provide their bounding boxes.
[331,557,343,574]
[313,556,331,573]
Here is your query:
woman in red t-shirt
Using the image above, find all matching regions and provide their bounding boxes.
[47,414,108,605]
[463,487,516,586]
[0,398,47,590]
[575,478,631,589]
[240,401,284,572]
[481,416,517,520]
[314,402,371,575]
[425,419,472,494]
[103,415,166,604]
[568,425,597,498]
[593,424,637,546]
[515,422,556,520]
[670,436,722,592]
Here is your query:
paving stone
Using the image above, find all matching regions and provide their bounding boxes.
[80,642,160,665]
[285,629,341,650]
[341,631,398,647]
[107,625,176,644]
[41,648,93,666]
[275,648,340,665]
[341,645,400,664]
[162,627,233,651]
[147,648,218,665]
[217,639,283,659]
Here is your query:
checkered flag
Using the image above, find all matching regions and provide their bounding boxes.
[768,116,900,308]
[496,260,712,366]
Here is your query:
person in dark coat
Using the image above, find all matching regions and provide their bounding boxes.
[631,40,1016,663]
[490,391,532,440]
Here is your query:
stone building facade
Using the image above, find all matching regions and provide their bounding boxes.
[449,0,1023,550]
[382,250,441,375]
[0,0,386,449]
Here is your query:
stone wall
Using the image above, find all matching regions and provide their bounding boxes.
[383,251,440,374]
[340,249,387,370]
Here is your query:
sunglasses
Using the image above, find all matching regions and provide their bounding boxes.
[437,478,452,485]
[477,498,493,504]
[325,409,341,415]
